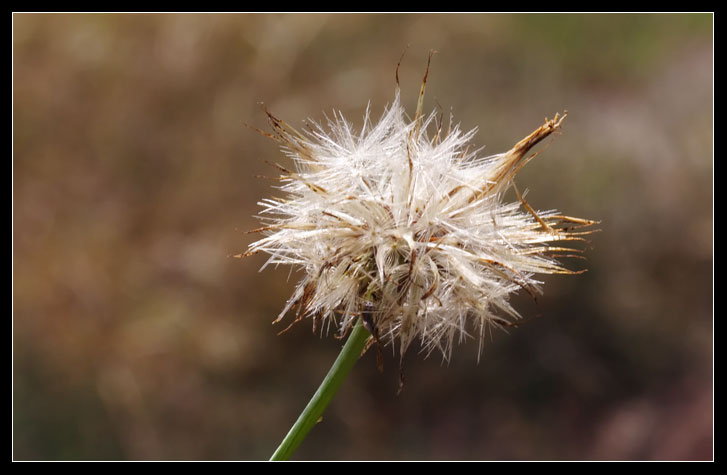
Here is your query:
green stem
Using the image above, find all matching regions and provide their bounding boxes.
[270,319,371,461]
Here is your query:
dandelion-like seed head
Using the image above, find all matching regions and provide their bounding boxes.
[245,57,595,362]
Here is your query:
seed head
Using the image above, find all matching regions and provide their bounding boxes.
[244,62,595,362]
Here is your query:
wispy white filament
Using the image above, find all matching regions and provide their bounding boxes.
[245,84,593,362]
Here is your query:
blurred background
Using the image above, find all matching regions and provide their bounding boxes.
[13,13,712,460]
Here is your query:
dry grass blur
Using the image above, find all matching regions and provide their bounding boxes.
[13,13,712,460]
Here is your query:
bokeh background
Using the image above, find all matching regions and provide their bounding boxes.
[13,13,713,460]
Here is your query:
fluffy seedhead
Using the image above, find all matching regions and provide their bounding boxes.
[242,57,595,362]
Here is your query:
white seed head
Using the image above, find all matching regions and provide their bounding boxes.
[244,69,594,362]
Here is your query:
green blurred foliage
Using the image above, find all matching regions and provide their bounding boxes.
[13,13,712,460]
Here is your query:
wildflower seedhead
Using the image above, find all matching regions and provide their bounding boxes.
[244,60,595,362]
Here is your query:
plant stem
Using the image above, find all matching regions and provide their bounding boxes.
[270,319,371,461]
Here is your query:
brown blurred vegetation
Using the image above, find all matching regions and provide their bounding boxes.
[13,13,712,460]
